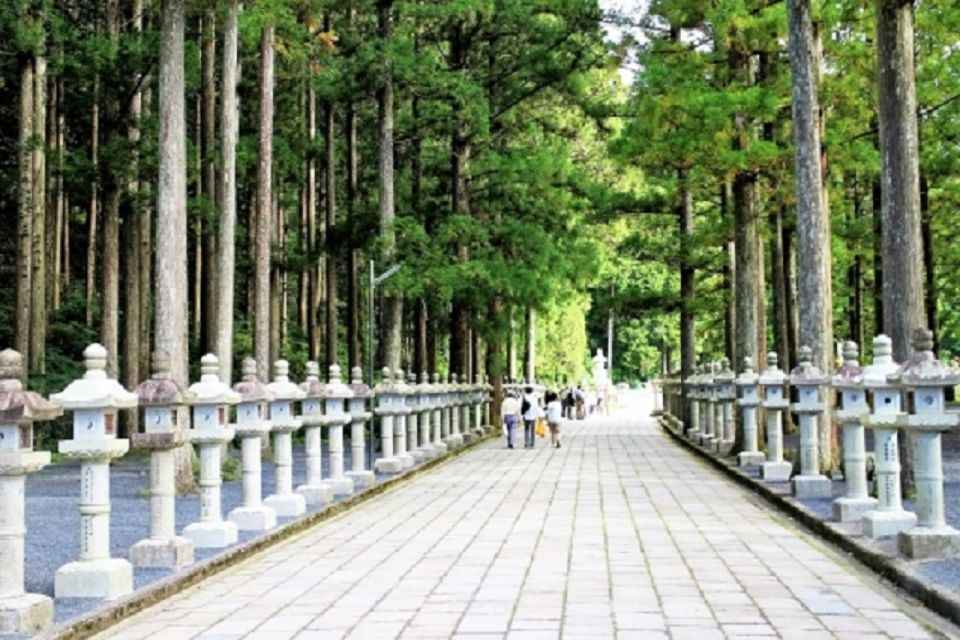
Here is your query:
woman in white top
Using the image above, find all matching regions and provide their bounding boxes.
[521,387,540,448]
[501,392,521,449]
[545,390,563,448]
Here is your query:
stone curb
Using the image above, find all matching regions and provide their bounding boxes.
[658,415,960,629]
[41,426,499,640]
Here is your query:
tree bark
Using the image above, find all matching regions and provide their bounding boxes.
[872,179,883,336]
[448,20,471,378]
[29,43,47,375]
[324,36,338,368]
[678,167,695,427]
[86,74,99,328]
[772,206,789,369]
[346,85,360,371]
[200,8,218,355]
[524,307,536,383]
[920,174,937,346]
[15,54,34,369]
[101,0,120,377]
[255,22,275,381]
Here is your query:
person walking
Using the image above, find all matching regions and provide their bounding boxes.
[501,391,521,449]
[521,386,540,448]
[545,390,563,448]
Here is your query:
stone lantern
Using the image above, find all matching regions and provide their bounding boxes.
[460,375,474,443]
[831,341,877,522]
[484,375,493,428]
[392,368,414,469]
[445,374,463,448]
[700,363,717,448]
[430,373,448,455]
[788,346,832,498]
[861,335,916,539]
[474,374,486,438]
[346,366,375,489]
[374,367,402,473]
[736,357,764,467]
[759,352,792,482]
[889,328,960,558]
[184,353,240,548]
[683,366,700,442]
[264,360,306,517]
[52,343,136,600]
[416,372,436,460]
[296,361,332,506]
[0,349,59,633]
[406,371,424,464]
[228,357,277,531]
[714,358,736,454]
[130,350,195,569]
[323,364,356,495]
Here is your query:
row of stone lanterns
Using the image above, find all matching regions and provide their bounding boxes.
[0,344,493,634]
[663,327,960,561]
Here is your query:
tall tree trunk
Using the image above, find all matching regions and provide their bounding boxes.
[138,80,153,380]
[85,75,100,328]
[255,22,275,381]
[270,196,283,366]
[720,181,735,364]
[772,206,789,369]
[216,0,240,382]
[15,54,34,368]
[848,173,865,349]
[346,85,360,371]
[47,59,61,313]
[678,167,695,427]
[101,0,121,377]
[872,179,883,336]
[448,21,471,377]
[157,0,192,489]
[524,307,536,383]
[920,174,937,346]
[876,0,925,361]
[200,8,218,355]
[307,85,321,361]
[324,28,338,368]
[507,308,517,380]
[29,42,47,375]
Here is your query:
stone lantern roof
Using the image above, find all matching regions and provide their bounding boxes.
[374,367,400,395]
[758,352,786,386]
[862,334,899,387]
[736,357,758,387]
[300,361,326,399]
[267,360,306,402]
[0,349,62,423]
[322,364,354,400]
[889,328,960,388]
[232,357,274,403]
[190,354,240,405]
[392,369,413,396]
[52,344,138,410]
[789,346,830,386]
[714,358,735,385]
[348,366,373,399]
[832,341,864,390]
[136,350,196,407]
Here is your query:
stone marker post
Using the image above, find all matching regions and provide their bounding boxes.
[130,351,195,568]
[228,357,277,531]
[264,360,307,517]
[430,374,448,455]
[323,364,356,496]
[393,369,414,469]
[52,343,135,600]
[346,367,376,489]
[831,342,877,522]
[374,368,402,473]
[473,375,485,437]
[184,354,240,548]
[406,371,424,463]
[460,376,474,443]
[0,349,59,633]
[685,366,700,441]
[296,362,333,505]
[736,357,765,467]
[417,372,436,460]
[788,346,833,498]
[891,328,960,558]
[715,358,736,454]
[448,374,463,447]
[701,364,717,448]
[861,335,916,538]
[759,352,792,482]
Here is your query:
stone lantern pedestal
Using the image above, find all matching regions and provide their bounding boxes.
[393,369,415,469]
[374,368,402,474]
[297,362,334,506]
[430,374,448,455]
[473,375,485,438]
[346,367,376,488]
[831,342,877,522]
[405,372,425,464]
[0,349,59,633]
[264,360,307,517]
[736,358,765,467]
[228,357,277,532]
[446,375,463,448]
[861,335,917,539]
[700,364,717,449]
[184,354,240,548]
[130,351,195,568]
[759,352,792,482]
[415,372,437,460]
[714,359,736,455]
[684,368,700,442]
[891,328,960,559]
[52,344,135,600]
[789,346,833,499]
[323,364,356,496]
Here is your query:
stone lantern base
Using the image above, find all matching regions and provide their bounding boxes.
[346,470,376,488]
[228,505,277,531]
[296,481,334,506]
[760,461,792,482]
[697,433,714,448]
[396,452,415,470]
[264,493,306,518]
[832,496,878,523]
[183,520,239,549]
[374,456,402,474]
[714,439,734,456]
[461,432,476,445]
[738,451,765,468]
[130,535,194,569]
[410,449,427,464]
[433,442,449,455]
[328,477,355,496]
[899,526,960,559]
[444,433,464,448]
[0,593,53,634]
[862,509,917,539]
[54,557,133,600]
[792,474,832,499]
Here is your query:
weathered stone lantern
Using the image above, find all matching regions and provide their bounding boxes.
[392,368,414,469]
[788,346,832,498]
[430,373,448,455]
[484,375,493,428]
[715,358,736,454]
[52,343,135,600]
[416,372,436,460]
[831,341,877,522]
[347,366,375,488]
[700,363,717,448]
[683,366,700,441]
[736,357,764,467]
[890,328,960,558]
[374,368,402,473]
[472,374,484,438]
[264,360,306,517]
[296,361,332,506]
[759,352,792,482]
[446,373,463,448]
[323,364,356,495]
[0,349,59,632]
[130,350,195,568]
[405,371,424,464]
[184,353,240,548]
[228,357,277,531]
[861,335,916,539]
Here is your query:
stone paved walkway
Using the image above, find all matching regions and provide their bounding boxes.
[98,395,950,640]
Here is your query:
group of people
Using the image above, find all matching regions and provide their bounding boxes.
[500,386,564,449]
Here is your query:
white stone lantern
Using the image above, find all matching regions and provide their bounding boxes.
[415,372,436,460]
[714,358,736,454]
[184,353,240,548]
[430,373,448,455]
[736,357,764,467]
[699,363,717,448]
[788,346,832,498]
[890,328,960,559]
[392,369,414,469]
[346,366,375,488]
[0,349,59,633]
[683,366,700,441]
[130,350,195,569]
[447,374,461,444]
[831,341,877,522]
[374,368,402,473]
[473,374,486,438]
[51,343,136,600]
[460,375,474,443]
[861,334,917,539]
[296,361,333,506]
[264,359,306,517]
[227,357,277,531]
[323,364,356,495]
[759,352,792,482]
[484,375,494,428]
[405,371,424,464]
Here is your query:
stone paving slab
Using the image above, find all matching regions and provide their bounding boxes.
[93,395,953,640]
